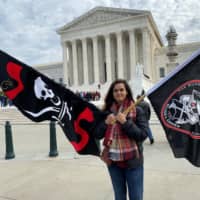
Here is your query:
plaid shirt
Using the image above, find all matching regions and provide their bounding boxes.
[103,99,139,161]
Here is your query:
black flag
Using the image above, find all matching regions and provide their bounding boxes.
[0,50,106,156]
[147,49,200,167]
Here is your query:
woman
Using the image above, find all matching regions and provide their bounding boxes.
[95,79,148,200]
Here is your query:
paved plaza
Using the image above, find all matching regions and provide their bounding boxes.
[0,123,200,200]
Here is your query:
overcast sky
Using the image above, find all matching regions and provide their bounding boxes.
[0,0,199,65]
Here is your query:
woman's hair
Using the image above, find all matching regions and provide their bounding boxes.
[103,79,134,111]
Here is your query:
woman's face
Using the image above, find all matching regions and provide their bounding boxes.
[113,83,128,104]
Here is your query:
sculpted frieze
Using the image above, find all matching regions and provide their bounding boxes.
[66,11,136,31]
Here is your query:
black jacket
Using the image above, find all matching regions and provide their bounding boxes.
[94,106,148,168]
[94,106,148,140]
[137,100,151,120]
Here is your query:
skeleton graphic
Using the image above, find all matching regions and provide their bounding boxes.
[24,77,72,125]
[167,90,200,125]
[34,77,61,106]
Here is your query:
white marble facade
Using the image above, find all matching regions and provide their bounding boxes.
[35,6,200,96]
[57,6,162,93]
[34,62,63,84]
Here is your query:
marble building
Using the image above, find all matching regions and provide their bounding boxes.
[34,62,63,84]
[56,6,162,94]
[35,6,200,97]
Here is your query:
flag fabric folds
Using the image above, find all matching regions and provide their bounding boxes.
[0,50,107,156]
[147,49,200,167]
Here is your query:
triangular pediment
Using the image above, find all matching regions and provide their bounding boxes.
[57,7,148,33]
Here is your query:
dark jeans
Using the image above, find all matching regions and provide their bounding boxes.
[147,127,154,140]
[108,164,143,200]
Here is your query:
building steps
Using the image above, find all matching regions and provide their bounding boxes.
[0,103,161,125]
[0,107,39,124]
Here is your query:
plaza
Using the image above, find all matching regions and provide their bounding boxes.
[0,109,200,200]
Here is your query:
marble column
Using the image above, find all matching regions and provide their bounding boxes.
[105,34,112,82]
[72,40,78,86]
[82,38,89,85]
[62,42,68,86]
[87,39,94,84]
[116,31,124,79]
[128,29,137,80]
[92,36,100,83]
[77,40,83,85]
[142,28,151,78]
[67,42,73,86]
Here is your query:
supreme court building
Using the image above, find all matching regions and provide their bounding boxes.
[36,6,200,97]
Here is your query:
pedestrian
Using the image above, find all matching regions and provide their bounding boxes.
[94,79,148,200]
[136,93,154,144]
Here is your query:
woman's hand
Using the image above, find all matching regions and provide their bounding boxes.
[115,112,127,124]
[105,113,116,125]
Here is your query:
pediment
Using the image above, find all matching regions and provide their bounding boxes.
[57,7,147,33]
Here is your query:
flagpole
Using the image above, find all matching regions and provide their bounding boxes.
[111,94,146,124]
[123,94,145,115]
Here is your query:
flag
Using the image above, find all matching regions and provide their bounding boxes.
[0,50,107,156]
[147,49,200,167]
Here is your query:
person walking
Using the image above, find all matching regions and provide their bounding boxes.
[136,94,154,144]
[94,79,148,200]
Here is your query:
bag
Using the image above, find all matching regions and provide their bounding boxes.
[100,147,112,166]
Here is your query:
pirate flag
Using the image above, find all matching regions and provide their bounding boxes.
[147,49,200,167]
[0,50,107,156]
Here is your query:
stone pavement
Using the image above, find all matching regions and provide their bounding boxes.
[0,123,200,200]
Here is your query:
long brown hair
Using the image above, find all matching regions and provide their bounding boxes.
[103,79,134,111]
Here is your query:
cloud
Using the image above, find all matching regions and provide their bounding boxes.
[0,0,199,65]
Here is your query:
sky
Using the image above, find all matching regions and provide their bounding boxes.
[0,0,199,65]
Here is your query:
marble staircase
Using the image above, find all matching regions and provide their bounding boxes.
[0,103,160,125]
[0,107,38,124]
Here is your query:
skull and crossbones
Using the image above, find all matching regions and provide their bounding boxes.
[24,77,72,124]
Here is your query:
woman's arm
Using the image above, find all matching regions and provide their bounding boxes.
[121,106,148,142]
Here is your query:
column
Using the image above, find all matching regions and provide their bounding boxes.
[67,43,73,86]
[82,38,89,85]
[62,42,68,86]
[105,34,112,82]
[142,28,151,78]
[87,39,94,84]
[77,41,83,85]
[92,36,100,83]
[72,40,78,86]
[128,29,137,80]
[116,31,124,79]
